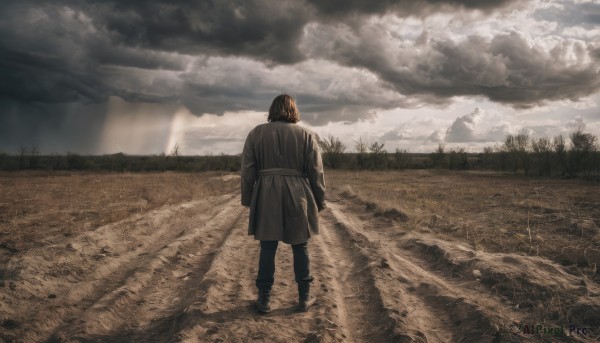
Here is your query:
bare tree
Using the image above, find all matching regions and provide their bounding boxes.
[368,141,387,169]
[515,133,531,175]
[502,135,519,174]
[354,137,368,169]
[553,135,571,176]
[569,128,598,180]
[531,137,552,176]
[318,135,346,169]
[430,143,447,169]
[170,143,181,157]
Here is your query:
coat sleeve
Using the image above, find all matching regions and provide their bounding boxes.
[306,134,326,211]
[241,130,257,207]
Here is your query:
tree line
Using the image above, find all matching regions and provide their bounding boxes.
[316,128,599,180]
[0,150,240,172]
[1,128,598,180]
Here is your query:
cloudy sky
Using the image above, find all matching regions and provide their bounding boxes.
[1,0,599,155]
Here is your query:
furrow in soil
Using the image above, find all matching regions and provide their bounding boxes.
[5,194,238,342]
[327,200,504,342]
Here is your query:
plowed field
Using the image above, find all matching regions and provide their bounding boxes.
[1,171,599,342]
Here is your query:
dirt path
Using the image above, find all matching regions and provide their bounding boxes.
[7,193,243,342]
[323,196,599,342]
[326,201,497,342]
[1,186,599,342]
[317,210,408,342]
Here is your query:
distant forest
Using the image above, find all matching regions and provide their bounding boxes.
[1,128,599,180]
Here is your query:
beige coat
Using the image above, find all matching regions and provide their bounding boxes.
[241,121,326,244]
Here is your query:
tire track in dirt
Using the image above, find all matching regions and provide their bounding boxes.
[110,204,378,342]
[69,195,506,343]
[165,201,398,343]
[149,199,422,343]
[7,186,583,342]
[4,194,239,342]
[329,194,600,342]
[326,200,503,342]
[52,196,246,342]
[130,208,327,343]
[134,210,260,343]
[397,235,600,343]
[310,211,398,342]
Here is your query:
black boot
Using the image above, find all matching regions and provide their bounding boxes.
[255,288,272,314]
[297,282,315,312]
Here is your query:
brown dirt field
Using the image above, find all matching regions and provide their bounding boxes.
[0,170,599,342]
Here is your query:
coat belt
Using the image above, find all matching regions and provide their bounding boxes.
[258,168,306,177]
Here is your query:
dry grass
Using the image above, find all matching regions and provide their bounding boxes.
[326,169,600,283]
[0,171,238,255]
[0,169,598,337]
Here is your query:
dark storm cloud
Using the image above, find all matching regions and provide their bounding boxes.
[0,47,109,103]
[81,0,311,64]
[178,74,396,125]
[2,0,600,154]
[307,26,600,108]
[0,98,107,154]
[306,0,517,17]
[58,0,518,64]
[0,0,521,110]
[92,45,189,71]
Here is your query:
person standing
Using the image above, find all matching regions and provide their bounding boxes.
[241,94,326,313]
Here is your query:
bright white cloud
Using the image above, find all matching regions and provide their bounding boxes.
[445,108,481,142]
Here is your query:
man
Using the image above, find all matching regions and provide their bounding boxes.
[241,94,326,313]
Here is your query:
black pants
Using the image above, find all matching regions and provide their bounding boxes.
[256,240,313,290]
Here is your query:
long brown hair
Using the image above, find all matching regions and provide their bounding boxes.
[268,94,300,123]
